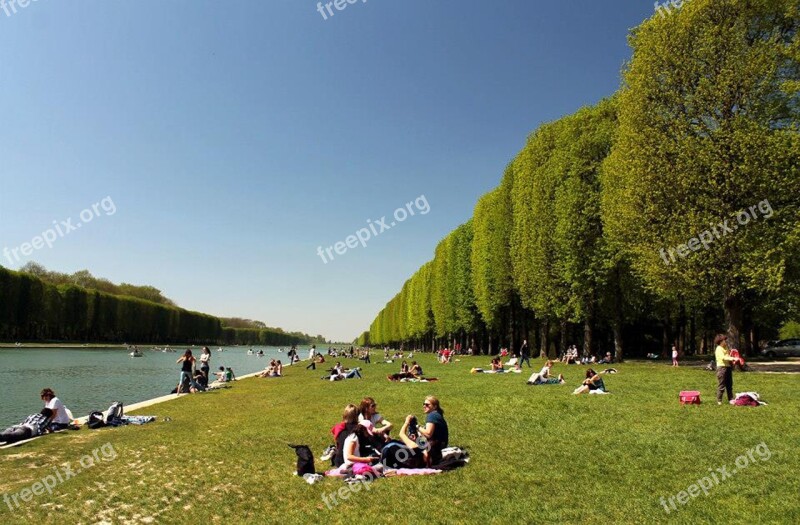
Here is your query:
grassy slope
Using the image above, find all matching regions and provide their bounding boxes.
[0,356,798,525]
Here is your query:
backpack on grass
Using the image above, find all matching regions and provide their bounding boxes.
[679,391,701,405]
[106,402,124,426]
[87,411,106,429]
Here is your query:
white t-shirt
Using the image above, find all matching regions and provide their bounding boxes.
[309,349,315,360]
[342,433,361,468]
[358,413,384,428]
[539,365,551,378]
[672,349,678,358]
[46,397,70,425]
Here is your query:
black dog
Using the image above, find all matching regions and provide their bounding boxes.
[288,444,315,476]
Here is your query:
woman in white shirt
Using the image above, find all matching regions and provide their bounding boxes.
[40,388,71,430]
[358,397,393,438]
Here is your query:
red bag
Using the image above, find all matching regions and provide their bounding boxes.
[679,391,701,405]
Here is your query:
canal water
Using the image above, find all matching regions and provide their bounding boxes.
[0,345,310,426]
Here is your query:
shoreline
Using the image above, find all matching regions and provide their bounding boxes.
[73,370,265,424]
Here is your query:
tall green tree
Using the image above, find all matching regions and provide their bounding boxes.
[471,167,515,345]
[603,0,800,350]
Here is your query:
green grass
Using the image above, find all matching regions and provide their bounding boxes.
[1,356,798,524]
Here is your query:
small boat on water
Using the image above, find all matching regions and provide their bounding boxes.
[130,350,143,357]
[216,347,224,352]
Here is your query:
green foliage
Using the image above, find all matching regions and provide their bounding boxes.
[0,266,314,345]
[779,320,800,339]
[19,262,177,306]
[603,0,800,300]
[471,168,514,329]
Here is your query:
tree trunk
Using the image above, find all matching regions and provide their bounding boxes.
[724,294,744,352]
[560,320,568,358]
[539,319,549,359]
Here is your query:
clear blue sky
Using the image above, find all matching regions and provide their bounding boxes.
[0,1,656,342]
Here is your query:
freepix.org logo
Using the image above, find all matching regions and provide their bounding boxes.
[316,194,430,264]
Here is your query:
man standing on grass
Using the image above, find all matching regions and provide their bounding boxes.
[715,334,737,405]
[519,339,531,368]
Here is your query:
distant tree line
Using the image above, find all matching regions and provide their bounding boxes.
[0,266,319,346]
[359,0,800,358]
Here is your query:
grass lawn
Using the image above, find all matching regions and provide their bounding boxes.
[1,355,798,524]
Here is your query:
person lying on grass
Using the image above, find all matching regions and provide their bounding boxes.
[0,408,53,444]
[572,368,609,395]
[527,361,566,385]
[324,362,362,381]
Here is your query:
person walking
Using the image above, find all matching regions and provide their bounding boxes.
[714,334,737,405]
[519,339,531,368]
[671,345,679,367]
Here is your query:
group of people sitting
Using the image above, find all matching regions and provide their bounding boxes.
[386,360,433,381]
[0,388,73,445]
[525,362,611,394]
[326,396,450,477]
[258,359,283,378]
[560,346,615,365]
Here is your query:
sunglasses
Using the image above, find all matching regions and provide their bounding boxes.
[423,402,431,407]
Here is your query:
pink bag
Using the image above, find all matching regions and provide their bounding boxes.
[679,391,701,405]
[352,462,375,477]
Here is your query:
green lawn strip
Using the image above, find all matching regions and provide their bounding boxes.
[1,356,798,524]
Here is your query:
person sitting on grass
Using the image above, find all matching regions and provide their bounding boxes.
[418,396,449,467]
[342,424,381,476]
[572,368,609,395]
[380,415,427,471]
[526,361,565,385]
[358,397,393,440]
[190,371,207,392]
[39,388,72,431]
[410,361,423,376]
[0,408,54,444]
[491,357,504,372]
[400,361,409,374]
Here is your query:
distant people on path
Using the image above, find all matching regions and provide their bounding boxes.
[0,408,54,444]
[715,334,737,405]
[200,347,211,379]
[40,388,71,430]
[672,345,679,367]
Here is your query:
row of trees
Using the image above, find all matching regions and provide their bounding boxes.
[19,262,177,306]
[359,0,800,358]
[0,266,317,346]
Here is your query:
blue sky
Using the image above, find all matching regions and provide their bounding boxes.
[0,1,657,342]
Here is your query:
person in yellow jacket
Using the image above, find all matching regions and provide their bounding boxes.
[715,334,737,405]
